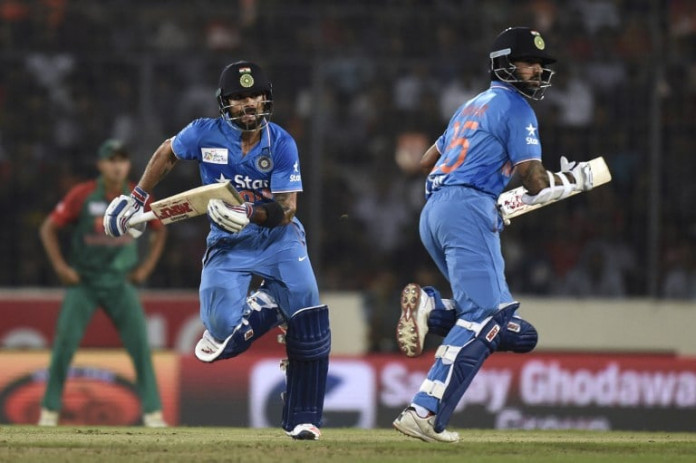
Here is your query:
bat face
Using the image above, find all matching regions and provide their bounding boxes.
[151,199,198,223]
[130,181,244,226]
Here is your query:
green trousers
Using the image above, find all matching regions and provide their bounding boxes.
[41,281,162,414]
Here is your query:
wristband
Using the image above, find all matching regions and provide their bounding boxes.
[260,201,285,228]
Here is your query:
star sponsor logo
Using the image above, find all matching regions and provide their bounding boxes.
[233,174,269,191]
[525,123,539,145]
[201,148,229,164]
[290,162,301,182]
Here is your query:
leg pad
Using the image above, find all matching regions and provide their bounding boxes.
[282,305,331,431]
[497,317,538,353]
[433,304,517,433]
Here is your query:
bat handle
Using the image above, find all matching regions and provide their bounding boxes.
[128,210,156,226]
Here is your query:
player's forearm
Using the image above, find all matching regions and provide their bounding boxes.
[137,139,178,193]
[250,193,296,227]
[517,160,556,195]
[419,144,441,175]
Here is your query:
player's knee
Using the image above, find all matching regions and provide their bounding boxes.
[497,317,538,353]
[214,298,284,360]
[428,309,456,337]
[478,302,519,351]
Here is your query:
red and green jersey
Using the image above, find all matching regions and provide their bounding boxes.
[49,178,162,286]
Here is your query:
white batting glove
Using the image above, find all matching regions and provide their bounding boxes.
[103,186,149,237]
[560,156,593,191]
[208,199,253,233]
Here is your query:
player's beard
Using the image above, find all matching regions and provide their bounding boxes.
[233,107,264,131]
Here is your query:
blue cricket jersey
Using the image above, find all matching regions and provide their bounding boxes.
[171,118,303,246]
[427,81,542,199]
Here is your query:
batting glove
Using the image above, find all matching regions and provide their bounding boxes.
[207,199,253,233]
[560,156,593,191]
[103,186,149,237]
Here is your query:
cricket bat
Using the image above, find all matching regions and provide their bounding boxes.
[497,156,612,221]
[129,181,244,225]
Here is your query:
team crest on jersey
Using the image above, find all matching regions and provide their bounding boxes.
[255,154,273,172]
[202,148,229,164]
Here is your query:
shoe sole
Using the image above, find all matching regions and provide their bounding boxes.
[290,430,319,440]
[396,283,425,357]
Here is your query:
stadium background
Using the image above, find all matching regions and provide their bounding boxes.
[1,0,695,431]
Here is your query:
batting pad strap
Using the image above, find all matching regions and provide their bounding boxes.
[419,379,446,399]
[435,345,462,364]
[455,316,492,336]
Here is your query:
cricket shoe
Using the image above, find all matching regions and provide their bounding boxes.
[392,408,459,443]
[195,330,232,363]
[37,408,58,426]
[286,423,321,440]
[143,411,168,428]
[396,283,433,357]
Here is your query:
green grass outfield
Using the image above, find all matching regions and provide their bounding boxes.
[2,426,696,463]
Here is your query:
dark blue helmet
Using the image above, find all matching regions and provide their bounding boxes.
[489,27,556,100]
[216,61,273,131]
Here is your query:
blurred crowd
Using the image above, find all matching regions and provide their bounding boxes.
[2,0,696,352]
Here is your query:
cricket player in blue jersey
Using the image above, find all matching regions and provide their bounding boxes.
[392,28,595,442]
[103,61,330,440]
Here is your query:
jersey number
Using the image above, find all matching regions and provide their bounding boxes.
[432,121,479,174]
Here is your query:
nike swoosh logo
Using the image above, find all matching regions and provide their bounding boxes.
[298,256,308,261]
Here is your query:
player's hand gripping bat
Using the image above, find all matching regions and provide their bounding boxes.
[497,156,612,222]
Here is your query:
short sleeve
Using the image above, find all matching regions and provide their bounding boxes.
[171,119,206,161]
[270,135,303,193]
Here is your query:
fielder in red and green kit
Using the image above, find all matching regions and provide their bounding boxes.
[37,139,168,427]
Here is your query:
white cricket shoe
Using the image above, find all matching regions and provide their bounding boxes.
[195,330,232,363]
[286,423,321,440]
[396,283,433,357]
[143,411,168,428]
[37,408,58,426]
[393,408,459,443]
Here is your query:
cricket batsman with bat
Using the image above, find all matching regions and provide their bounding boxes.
[103,61,330,440]
[392,27,595,442]
[38,139,167,427]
